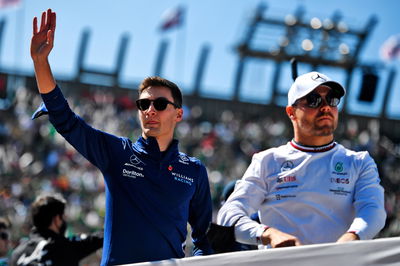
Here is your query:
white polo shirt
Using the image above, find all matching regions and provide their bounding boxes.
[217,140,386,246]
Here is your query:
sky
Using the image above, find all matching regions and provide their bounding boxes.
[1,0,400,118]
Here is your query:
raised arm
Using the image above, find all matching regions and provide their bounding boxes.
[31,8,57,93]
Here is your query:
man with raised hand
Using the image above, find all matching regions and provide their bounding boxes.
[30,9,212,265]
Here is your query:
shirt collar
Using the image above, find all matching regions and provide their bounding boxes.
[135,136,179,160]
[290,139,336,153]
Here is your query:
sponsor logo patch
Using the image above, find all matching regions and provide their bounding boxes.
[330,177,349,184]
[334,162,343,172]
[172,172,193,186]
[275,194,296,200]
[276,184,298,190]
[311,73,327,82]
[329,187,351,196]
[280,161,294,172]
[124,154,145,170]
[130,154,145,166]
[277,175,297,183]
[332,161,348,176]
[122,169,144,179]
[178,154,190,165]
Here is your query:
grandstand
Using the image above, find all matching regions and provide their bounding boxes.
[0,3,399,265]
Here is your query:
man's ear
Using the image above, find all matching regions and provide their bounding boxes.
[176,108,183,121]
[55,214,63,226]
[286,106,295,120]
[48,214,61,233]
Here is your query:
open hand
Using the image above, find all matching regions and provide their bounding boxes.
[262,227,302,248]
[31,8,56,61]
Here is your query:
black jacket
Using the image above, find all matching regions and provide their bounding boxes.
[10,228,103,266]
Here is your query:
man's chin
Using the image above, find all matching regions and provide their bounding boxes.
[315,126,335,136]
[143,129,159,138]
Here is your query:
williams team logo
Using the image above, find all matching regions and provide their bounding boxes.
[172,172,193,186]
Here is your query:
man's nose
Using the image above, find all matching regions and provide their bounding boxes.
[320,97,332,111]
[145,102,157,115]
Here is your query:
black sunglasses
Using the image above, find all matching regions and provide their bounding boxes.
[136,97,180,111]
[294,91,341,108]
[0,232,9,240]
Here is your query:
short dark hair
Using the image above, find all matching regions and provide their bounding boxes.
[31,194,66,231]
[138,76,183,108]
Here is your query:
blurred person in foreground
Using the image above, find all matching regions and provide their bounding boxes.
[217,71,386,248]
[0,218,11,266]
[29,9,213,265]
[10,194,103,266]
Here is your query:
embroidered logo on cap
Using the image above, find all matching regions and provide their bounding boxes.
[311,73,327,82]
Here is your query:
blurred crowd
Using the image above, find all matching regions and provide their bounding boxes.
[1,84,400,254]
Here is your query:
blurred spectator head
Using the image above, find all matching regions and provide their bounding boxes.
[31,193,67,234]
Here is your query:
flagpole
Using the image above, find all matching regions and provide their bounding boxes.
[175,18,185,83]
[175,5,185,83]
[159,5,185,82]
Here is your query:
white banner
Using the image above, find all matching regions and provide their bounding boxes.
[127,237,400,266]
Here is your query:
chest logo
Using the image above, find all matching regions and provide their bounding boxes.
[172,172,193,186]
[179,154,190,165]
[130,154,145,166]
[334,162,343,172]
[281,161,294,172]
[125,154,145,171]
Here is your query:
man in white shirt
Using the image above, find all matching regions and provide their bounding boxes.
[217,71,386,248]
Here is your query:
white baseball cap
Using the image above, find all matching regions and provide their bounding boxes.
[288,71,346,106]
